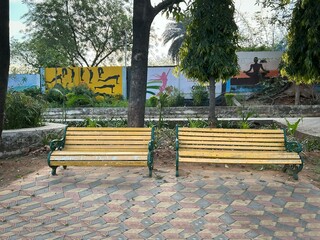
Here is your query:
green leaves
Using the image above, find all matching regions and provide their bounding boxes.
[19,0,132,67]
[282,0,320,84]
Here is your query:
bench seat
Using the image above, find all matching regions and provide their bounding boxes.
[48,127,155,176]
[176,127,304,179]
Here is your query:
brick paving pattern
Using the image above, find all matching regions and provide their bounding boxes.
[1,166,320,239]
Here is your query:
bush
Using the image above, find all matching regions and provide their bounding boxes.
[192,85,208,106]
[4,92,45,129]
[146,96,159,107]
[167,87,185,107]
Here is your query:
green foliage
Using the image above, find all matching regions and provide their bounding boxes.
[188,118,208,128]
[146,96,159,107]
[281,0,320,84]
[20,0,132,67]
[167,87,185,107]
[179,0,239,82]
[191,85,208,106]
[83,118,101,127]
[238,108,256,129]
[224,93,235,106]
[302,137,320,152]
[23,87,42,98]
[285,118,302,136]
[4,92,45,129]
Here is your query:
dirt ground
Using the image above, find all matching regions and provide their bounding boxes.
[1,147,319,189]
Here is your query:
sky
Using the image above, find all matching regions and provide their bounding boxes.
[9,0,264,66]
[9,0,262,40]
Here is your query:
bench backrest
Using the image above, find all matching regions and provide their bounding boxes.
[63,127,154,152]
[177,127,286,151]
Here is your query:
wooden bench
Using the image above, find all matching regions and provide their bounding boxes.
[48,127,155,176]
[175,127,304,179]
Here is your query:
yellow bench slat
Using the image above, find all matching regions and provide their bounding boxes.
[64,146,147,151]
[50,155,148,161]
[66,131,151,136]
[51,151,148,156]
[179,140,284,147]
[179,150,300,159]
[65,140,149,145]
[179,132,284,138]
[179,158,301,164]
[180,144,285,151]
[67,127,151,132]
[50,161,147,167]
[179,136,284,143]
[179,128,283,133]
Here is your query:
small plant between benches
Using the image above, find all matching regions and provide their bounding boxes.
[47,126,155,176]
[175,126,304,180]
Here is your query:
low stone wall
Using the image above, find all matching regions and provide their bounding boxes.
[43,105,320,122]
[0,123,66,159]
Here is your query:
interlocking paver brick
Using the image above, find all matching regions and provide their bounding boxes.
[0,165,320,239]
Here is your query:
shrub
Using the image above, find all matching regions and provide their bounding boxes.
[224,93,235,106]
[167,87,185,107]
[146,96,159,107]
[4,92,45,129]
[192,85,208,106]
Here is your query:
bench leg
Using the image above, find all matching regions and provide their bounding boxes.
[63,166,67,170]
[50,166,58,176]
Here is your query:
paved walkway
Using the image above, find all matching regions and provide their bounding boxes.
[1,117,319,239]
[1,163,320,239]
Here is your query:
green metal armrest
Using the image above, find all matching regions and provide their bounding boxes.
[49,139,65,151]
[285,140,303,153]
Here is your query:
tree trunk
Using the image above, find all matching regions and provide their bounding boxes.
[208,76,216,127]
[127,1,153,127]
[0,0,10,150]
[295,83,300,105]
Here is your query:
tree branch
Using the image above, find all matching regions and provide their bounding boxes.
[153,0,185,17]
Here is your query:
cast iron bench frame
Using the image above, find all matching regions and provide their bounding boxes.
[175,126,304,180]
[48,127,155,176]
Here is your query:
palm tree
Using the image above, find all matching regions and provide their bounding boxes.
[162,17,190,63]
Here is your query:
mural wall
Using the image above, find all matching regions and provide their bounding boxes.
[8,74,41,91]
[45,67,124,96]
[146,66,222,99]
[228,51,283,93]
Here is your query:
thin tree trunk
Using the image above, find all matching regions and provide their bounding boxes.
[127,1,153,127]
[208,76,216,127]
[0,0,10,150]
[295,83,300,105]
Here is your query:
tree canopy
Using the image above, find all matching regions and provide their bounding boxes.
[19,0,132,67]
[281,0,320,84]
[179,0,239,123]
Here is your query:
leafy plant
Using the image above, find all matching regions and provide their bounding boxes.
[83,118,101,127]
[191,85,208,106]
[4,92,45,129]
[146,96,159,107]
[188,118,208,128]
[167,87,185,107]
[238,107,255,129]
[224,93,235,106]
[285,118,302,136]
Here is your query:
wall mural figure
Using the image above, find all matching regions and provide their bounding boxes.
[244,57,269,81]
[45,66,123,95]
[94,84,116,93]
[80,68,85,82]
[88,69,94,84]
[68,67,75,83]
[149,69,170,94]
[98,74,120,84]
[47,74,63,84]
[98,67,104,78]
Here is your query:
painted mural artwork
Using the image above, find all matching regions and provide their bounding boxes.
[146,67,223,99]
[147,69,171,95]
[8,74,41,91]
[45,67,123,95]
[244,57,270,81]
